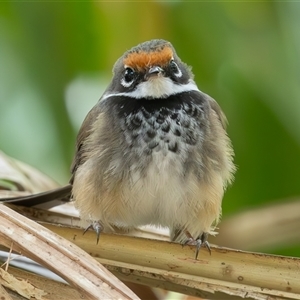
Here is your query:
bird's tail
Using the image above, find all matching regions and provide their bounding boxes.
[0,185,72,207]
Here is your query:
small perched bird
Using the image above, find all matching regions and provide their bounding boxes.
[2,39,235,258]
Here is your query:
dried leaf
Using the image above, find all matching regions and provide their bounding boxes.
[0,283,13,300]
[0,204,139,300]
[0,268,47,300]
[0,151,58,195]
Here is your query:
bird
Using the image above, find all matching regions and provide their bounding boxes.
[1,39,235,259]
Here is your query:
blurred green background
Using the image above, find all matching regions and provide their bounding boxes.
[1,2,299,256]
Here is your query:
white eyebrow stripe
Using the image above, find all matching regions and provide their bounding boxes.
[102,79,200,100]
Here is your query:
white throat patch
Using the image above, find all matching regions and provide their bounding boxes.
[132,77,188,99]
[102,78,200,100]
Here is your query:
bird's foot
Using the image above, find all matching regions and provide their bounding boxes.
[83,221,103,244]
[184,231,211,259]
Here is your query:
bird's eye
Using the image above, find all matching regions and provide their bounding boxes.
[169,60,182,78]
[121,67,136,87]
[124,68,135,82]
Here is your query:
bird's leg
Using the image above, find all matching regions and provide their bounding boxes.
[83,221,103,244]
[184,231,211,259]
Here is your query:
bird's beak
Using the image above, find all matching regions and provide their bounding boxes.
[145,66,164,79]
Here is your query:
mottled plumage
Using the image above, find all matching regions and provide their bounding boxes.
[71,39,235,257]
[1,40,235,259]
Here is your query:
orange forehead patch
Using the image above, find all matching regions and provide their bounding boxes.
[123,46,173,71]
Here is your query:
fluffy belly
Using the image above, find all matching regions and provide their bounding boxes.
[73,144,222,241]
[117,153,186,225]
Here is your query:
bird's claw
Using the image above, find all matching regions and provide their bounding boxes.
[83,221,103,244]
[184,232,211,259]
